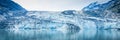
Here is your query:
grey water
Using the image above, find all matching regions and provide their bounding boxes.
[0,30,120,40]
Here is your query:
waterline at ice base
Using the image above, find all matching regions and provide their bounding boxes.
[0,0,120,40]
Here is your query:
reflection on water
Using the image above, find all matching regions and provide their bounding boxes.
[0,30,120,40]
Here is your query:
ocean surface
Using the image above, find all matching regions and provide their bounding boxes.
[0,29,120,40]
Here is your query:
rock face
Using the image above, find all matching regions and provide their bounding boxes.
[0,0,26,14]
[82,0,120,19]
[107,0,120,19]
[107,0,120,13]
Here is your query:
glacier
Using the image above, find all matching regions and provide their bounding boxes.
[0,0,120,31]
[0,10,119,30]
[0,0,26,14]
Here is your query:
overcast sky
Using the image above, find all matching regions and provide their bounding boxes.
[13,0,110,11]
